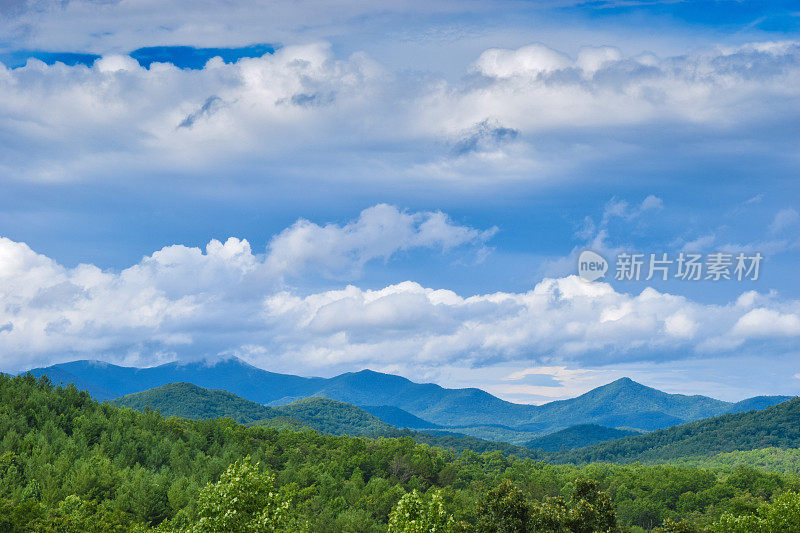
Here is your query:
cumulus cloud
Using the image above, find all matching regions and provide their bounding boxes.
[1,215,798,374]
[0,205,496,370]
[731,308,800,338]
[0,40,799,185]
[265,204,497,278]
[264,277,800,371]
[427,41,800,134]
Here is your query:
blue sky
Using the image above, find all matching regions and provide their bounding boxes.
[0,0,798,402]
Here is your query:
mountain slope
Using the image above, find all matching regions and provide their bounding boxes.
[109,382,541,457]
[552,398,800,464]
[111,382,279,423]
[29,359,324,403]
[308,369,534,426]
[270,397,395,436]
[360,405,443,429]
[112,383,394,436]
[28,358,790,435]
[526,377,729,431]
[725,395,793,414]
[527,424,639,451]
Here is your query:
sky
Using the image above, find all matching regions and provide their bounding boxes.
[0,0,798,403]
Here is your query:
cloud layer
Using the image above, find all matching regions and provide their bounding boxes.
[1,206,798,375]
[1,41,799,186]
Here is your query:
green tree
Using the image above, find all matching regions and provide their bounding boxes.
[191,457,290,533]
[566,479,616,533]
[655,518,706,532]
[714,491,800,532]
[475,479,530,533]
[32,495,134,533]
[388,489,455,533]
[529,478,617,533]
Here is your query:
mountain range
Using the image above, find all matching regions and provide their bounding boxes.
[26,357,793,440]
[110,382,394,436]
[111,382,540,457]
[110,381,800,466]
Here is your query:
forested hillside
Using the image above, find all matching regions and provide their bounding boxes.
[111,383,280,423]
[360,405,443,429]
[269,397,396,436]
[3,372,800,532]
[553,398,800,464]
[669,447,800,475]
[527,425,639,452]
[112,384,396,436]
[111,382,540,456]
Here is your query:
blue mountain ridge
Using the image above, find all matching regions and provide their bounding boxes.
[25,357,794,435]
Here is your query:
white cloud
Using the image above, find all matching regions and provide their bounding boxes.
[0,41,799,186]
[640,195,663,212]
[664,312,698,339]
[264,278,799,370]
[265,204,496,278]
[732,308,800,338]
[576,46,622,74]
[472,44,572,78]
[427,41,800,135]
[770,208,800,234]
[3,213,798,375]
[0,205,495,370]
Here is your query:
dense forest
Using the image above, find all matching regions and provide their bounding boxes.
[550,399,800,464]
[2,373,800,531]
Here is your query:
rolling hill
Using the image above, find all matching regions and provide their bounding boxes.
[359,405,442,429]
[551,397,800,464]
[110,382,279,423]
[270,397,395,436]
[524,377,729,432]
[110,381,541,457]
[112,383,394,436]
[526,424,639,451]
[28,358,794,436]
[727,395,794,414]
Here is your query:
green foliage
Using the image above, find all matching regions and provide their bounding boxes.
[388,489,455,532]
[553,398,800,464]
[528,478,616,533]
[191,457,290,532]
[713,491,800,532]
[111,383,280,424]
[669,447,800,474]
[475,480,530,532]
[1,372,800,532]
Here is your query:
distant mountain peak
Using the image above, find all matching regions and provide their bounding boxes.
[351,368,382,375]
[609,377,644,387]
[165,356,253,369]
